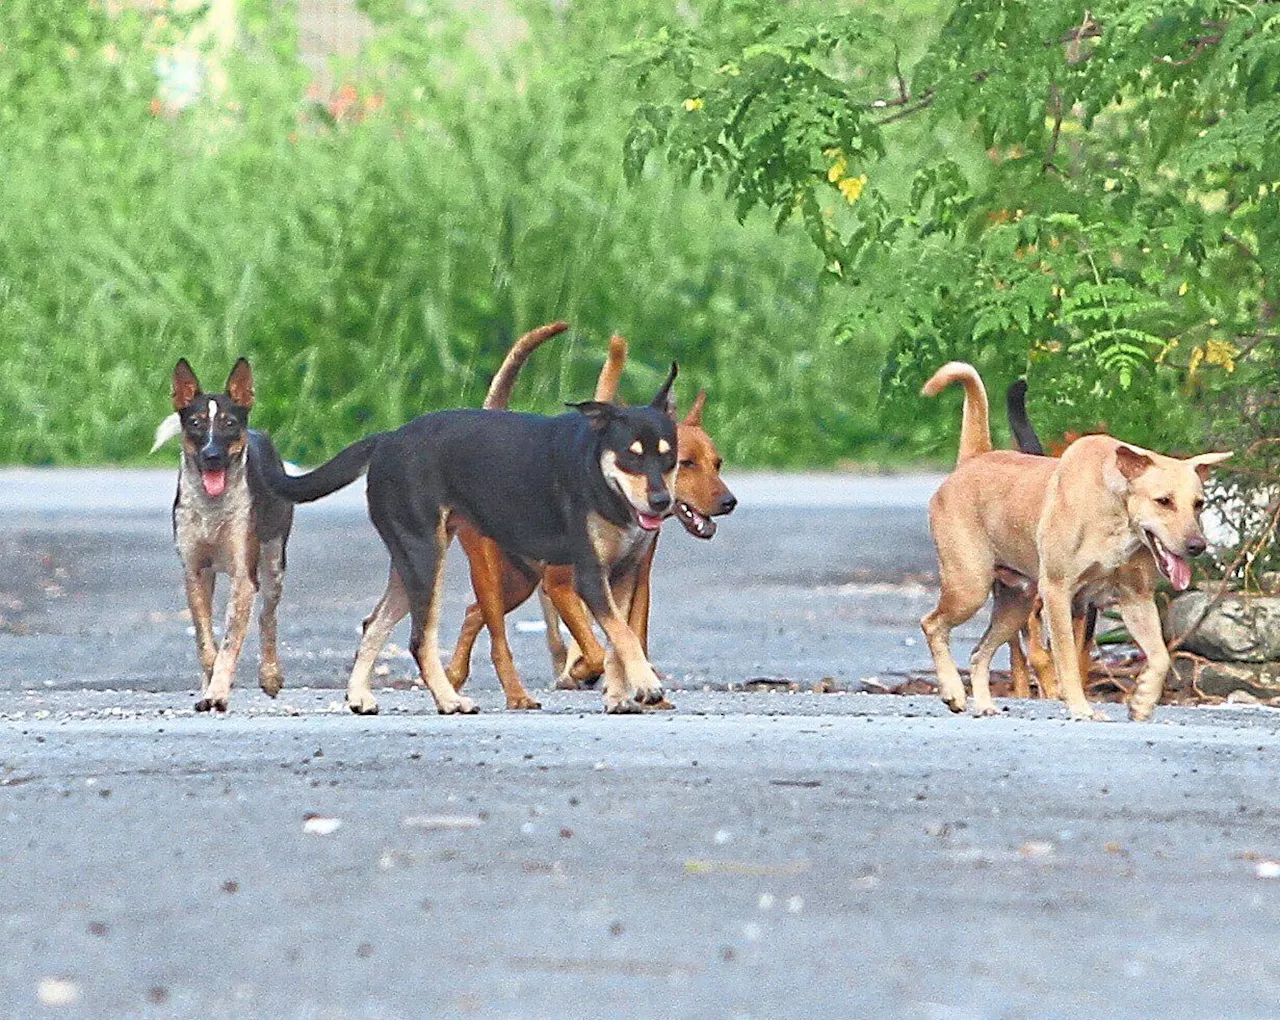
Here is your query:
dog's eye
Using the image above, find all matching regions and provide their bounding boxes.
[1193,499,1205,512]
[679,459,696,469]
[714,458,723,471]
[1155,496,1175,508]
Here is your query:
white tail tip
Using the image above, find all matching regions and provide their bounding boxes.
[150,412,182,453]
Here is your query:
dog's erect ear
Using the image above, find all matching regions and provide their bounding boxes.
[225,358,255,410]
[1188,450,1233,481]
[172,359,200,410]
[566,400,616,431]
[650,361,678,420]
[682,389,707,428]
[1115,445,1154,481]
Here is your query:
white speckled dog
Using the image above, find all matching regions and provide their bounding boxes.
[163,359,293,712]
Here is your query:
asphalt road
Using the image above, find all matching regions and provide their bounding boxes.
[3,469,1280,1020]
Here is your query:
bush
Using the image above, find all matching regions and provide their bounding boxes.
[0,0,882,466]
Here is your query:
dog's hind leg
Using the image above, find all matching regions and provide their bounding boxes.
[539,586,568,679]
[257,536,286,698]
[1025,605,1060,700]
[469,537,541,710]
[445,604,485,691]
[1008,633,1032,699]
[968,585,1034,717]
[400,512,478,715]
[346,567,408,715]
[1116,595,1169,722]
[921,574,990,714]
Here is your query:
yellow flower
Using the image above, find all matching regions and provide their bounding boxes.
[1203,338,1238,373]
[1178,281,1188,295]
[683,97,704,112]
[837,174,867,204]
[826,151,847,183]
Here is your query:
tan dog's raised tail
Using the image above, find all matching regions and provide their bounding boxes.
[921,361,1230,722]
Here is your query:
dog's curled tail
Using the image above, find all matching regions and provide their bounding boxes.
[921,361,993,464]
[1005,378,1045,456]
[252,432,384,504]
[594,335,627,402]
[483,321,570,410]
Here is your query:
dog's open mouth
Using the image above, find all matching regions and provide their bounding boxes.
[1146,530,1191,591]
[201,469,227,497]
[675,501,716,539]
[633,509,664,532]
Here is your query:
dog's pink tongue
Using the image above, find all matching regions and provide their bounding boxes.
[201,469,227,497]
[1169,555,1192,592]
[637,512,663,532]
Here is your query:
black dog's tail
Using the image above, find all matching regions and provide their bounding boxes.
[1005,379,1044,456]
[252,433,384,504]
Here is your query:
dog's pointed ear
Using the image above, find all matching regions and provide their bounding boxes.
[651,362,678,420]
[1115,444,1155,481]
[567,400,616,431]
[682,389,707,427]
[172,359,200,410]
[1188,450,1232,481]
[225,358,255,410]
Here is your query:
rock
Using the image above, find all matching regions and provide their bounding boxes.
[1170,654,1280,700]
[1164,591,1280,662]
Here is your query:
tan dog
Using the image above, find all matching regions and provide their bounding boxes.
[921,362,1230,722]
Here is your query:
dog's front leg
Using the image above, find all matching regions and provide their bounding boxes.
[1041,580,1105,721]
[183,564,218,687]
[573,560,662,713]
[544,567,607,689]
[1116,595,1170,722]
[197,570,256,713]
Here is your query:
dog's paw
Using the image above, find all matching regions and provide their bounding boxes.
[972,704,1000,719]
[438,696,479,715]
[633,685,667,707]
[1127,702,1156,722]
[555,674,584,691]
[194,696,228,713]
[604,697,643,715]
[347,692,380,715]
[941,694,967,714]
[259,666,284,699]
[1067,705,1109,722]
[569,657,605,684]
[506,694,542,711]
[647,696,676,711]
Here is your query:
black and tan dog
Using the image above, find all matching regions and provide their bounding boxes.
[163,359,294,712]
[256,357,681,716]
[445,329,737,702]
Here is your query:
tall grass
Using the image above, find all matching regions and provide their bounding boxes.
[0,0,891,467]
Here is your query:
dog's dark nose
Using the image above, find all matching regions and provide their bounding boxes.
[717,492,738,515]
[200,448,226,470]
[1186,535,1207,557]
[648,491,672,514]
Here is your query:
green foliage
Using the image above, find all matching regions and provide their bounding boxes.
[625,0,1280,465]
[0,0,880,466]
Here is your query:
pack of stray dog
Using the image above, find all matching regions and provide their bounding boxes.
[155,323,736,717]
[154,332,1230,725]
